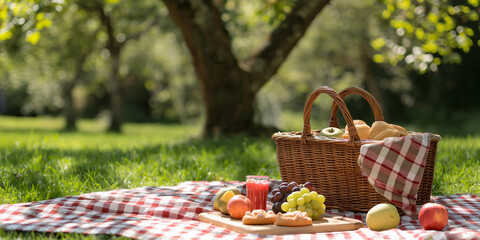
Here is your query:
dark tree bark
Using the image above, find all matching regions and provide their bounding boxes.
[97,6,124,133]
[62,55,87,131]
[162,0,331,136]
[63,86,76,130]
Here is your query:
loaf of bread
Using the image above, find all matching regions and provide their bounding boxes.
[370,121,408,140]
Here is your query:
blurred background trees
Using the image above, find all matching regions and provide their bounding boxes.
[0,0,479,136]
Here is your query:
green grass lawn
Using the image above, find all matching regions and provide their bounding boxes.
[0,116,479,239]
[0,116,281,204]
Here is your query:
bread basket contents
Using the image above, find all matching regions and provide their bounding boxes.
[317,119,409,141]
[369,121,408,140]
[275,211,313,227]
[320,119,409,141]
[342,119,371,140]
[242,209,277,225]
[318,127,344,138]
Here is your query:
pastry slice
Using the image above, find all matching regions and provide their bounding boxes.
[275,211,313,227]
[242,209,276,225]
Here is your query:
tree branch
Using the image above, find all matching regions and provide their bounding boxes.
[245,0,331,90]
[96,3,119,54]
[161,0,241,87]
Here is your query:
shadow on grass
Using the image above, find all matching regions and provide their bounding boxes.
[0,127,115,137]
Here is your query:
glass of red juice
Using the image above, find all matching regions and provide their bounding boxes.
[246,175,270,210]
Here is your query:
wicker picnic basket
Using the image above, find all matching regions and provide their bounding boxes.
[271,86,441,212]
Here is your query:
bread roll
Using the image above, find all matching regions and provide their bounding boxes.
[275,211,312,227]
[370,121,408,140]
[343,119,371,140]
[242,210,276,225]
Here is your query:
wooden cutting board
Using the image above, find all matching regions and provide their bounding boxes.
[198,211,364,235]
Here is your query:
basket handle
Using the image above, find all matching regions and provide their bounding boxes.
[329,87,384,129]
[301,86,360,145]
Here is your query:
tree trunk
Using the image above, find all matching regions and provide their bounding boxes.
[202,69,258,136]
[162,0,330,136]
[62,48,90,131]
[64,83,77,130]
[98,5,123,133]
[108,49,123,132]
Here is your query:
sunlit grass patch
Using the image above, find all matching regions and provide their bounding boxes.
[432,136,480,195]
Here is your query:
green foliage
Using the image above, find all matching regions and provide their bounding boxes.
[259,0,379,126]
[121,26,202,123]
[374,0,480,73]
[0,0,196,122]
[0,0,62,50]
[255,0,295,26]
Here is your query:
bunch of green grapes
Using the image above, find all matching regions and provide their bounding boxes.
[280,187,326,220]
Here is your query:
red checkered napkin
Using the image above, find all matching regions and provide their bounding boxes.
[358,133,431,215]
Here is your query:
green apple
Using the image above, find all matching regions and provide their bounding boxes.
[319,127,344,138]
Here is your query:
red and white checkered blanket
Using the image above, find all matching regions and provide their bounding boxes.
[358,133,431,215]
[0,181,479,239]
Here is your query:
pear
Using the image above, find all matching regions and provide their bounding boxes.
[366,203,400,231]
[213,186,241,210]
[218,190,236,214]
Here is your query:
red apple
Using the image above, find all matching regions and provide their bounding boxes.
[418,203,449,230]
[227,195,252,219]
